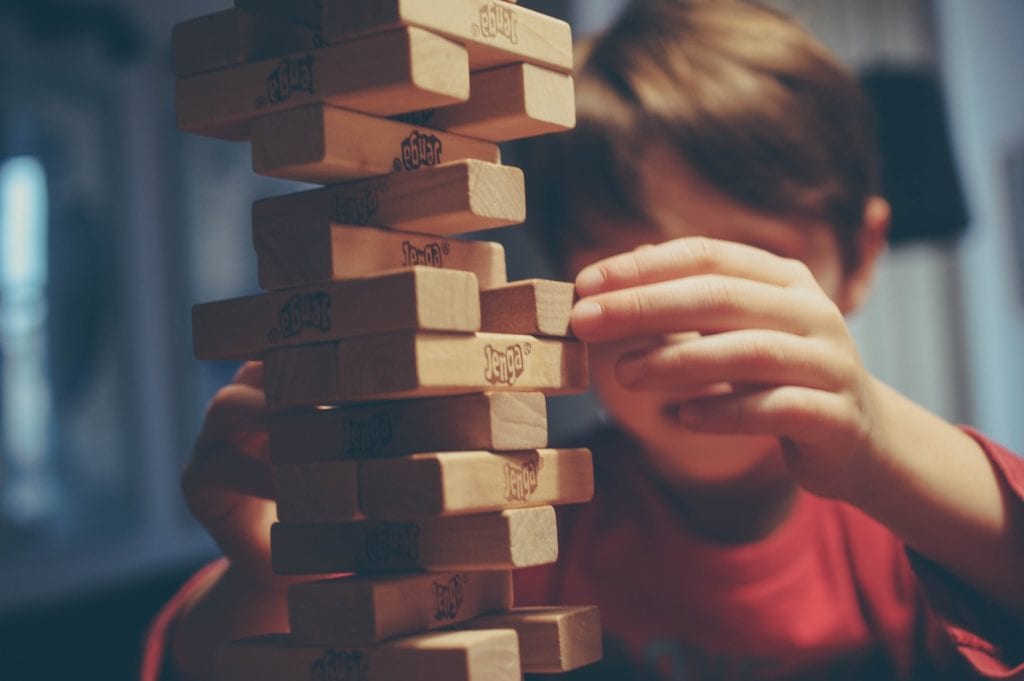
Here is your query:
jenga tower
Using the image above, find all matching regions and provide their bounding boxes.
[177,1,603,678]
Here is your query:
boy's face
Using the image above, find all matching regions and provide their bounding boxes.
[568,153,857,489]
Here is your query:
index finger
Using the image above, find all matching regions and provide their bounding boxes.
[575,237,809,297]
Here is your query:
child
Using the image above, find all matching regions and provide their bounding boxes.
[150,1,1024,679]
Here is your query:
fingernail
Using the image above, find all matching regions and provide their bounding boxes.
[576,268,605,296]
[571,300,604,333]
[616,355,647,385]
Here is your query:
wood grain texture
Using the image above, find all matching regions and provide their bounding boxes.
[359,448,593,518]
[216,630,521,681]
[254,222,508,291]
[288,571,513,645]
[234,0,324,29]
[191,268,480,361]
[172,8,322,77]
[275,460,362,523]
[251,104,499,184]
[459,606,603,673]
[262,331,589,408]
[397,62,575,141]
[268,392,547,464]
[177,27,469,140]
[323,0,573,73]
[251,160,525,236]
[480,279,575,337]
[271,506,558,574]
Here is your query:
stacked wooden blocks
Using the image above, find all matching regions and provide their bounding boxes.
[176,1,602,679]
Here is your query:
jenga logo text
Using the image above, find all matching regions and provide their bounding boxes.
[504,458,542,502]
[432,574,468,621]
[264,55,317,106]
[310,649,369,681]
[274,292,331,341]
[476,2,518,43]
[402,240,448,268]
[364,523,421,565]
[331,185,382,225]
[396,131,443,171]
[484,344,528,386]
[343,414,393,456]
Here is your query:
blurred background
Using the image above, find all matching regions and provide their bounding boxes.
[0,0,1020,677]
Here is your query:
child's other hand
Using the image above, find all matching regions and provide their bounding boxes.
[182,361,279,585]
[570,237,884,502]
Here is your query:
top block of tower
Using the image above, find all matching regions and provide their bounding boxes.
[323,0,573,73]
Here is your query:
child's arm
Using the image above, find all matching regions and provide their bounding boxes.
[570,236,1024,615]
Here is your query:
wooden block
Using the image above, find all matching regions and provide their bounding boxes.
[278,448,594,523]
[263,332,589,408]
[252,104,500,184]
[288,570,513,645]
[323,0,573,73]
[191,268,480,361]
[234,0,323,29]
[251,160,525,237]
[359,448,593,518]
[481,279,575,337]
[275,460,362,523]
[268,392,547,464]
[171,9,322,77]
[271,506,558,574]
[459,606,603,673]
[216,630,521,681]
[396,63,575,142]
[177,28,469,140]
[254,222,507,291]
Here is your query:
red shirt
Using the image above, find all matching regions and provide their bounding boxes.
[145,427,1024,680]
[514,426,1024,680]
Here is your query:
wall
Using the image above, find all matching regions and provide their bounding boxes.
[934,0,1024,450]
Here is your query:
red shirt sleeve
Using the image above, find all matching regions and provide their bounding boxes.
[909,428,1024,679]
[140,559,227,681]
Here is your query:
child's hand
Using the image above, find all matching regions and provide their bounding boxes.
[173,361,300,678]
[570,236,883,502]
[182,360,279,585]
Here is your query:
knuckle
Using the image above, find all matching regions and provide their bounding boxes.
[679,236,717,270]
[783,257,813,283]
[745,335,779,371]
[775,388,812,421]
[208,385,240,412]
[625,288,651,319]
[695,276,739,314]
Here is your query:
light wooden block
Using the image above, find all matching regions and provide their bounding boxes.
[252,104,500,184]
[254,222,507,291]
[323,0,573,73]
[397,62,575,142]
[171,9,321,77]
[271,506,558,574]
[216,630,521,681]
[234,0,323,29]
[288,571,513,645]
[263,331,589,408]
[359,448,593,518]
[481,279,575,337]
[177,28,469,140]
[275,460,362,523]
[268,392,547,463]
[251,160,525,237]
[191,268,480,361]
[459,606,603,673]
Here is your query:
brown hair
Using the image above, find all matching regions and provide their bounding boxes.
[522,0,880,272]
